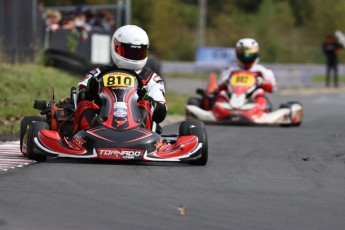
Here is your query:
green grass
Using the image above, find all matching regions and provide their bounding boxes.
[165,92,189,115]
[164,72,211,79]
[0,63,79,137]
[0,63,188,138]
[313,74,345,83]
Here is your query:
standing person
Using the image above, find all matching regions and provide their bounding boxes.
[73,25,167,134]
[322,35,341,87]
[217,38,277,111]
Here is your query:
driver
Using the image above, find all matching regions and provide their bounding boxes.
[73,25,167,133]
[217,38,277,111]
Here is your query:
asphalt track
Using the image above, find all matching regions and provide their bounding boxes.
[0,92,345,230]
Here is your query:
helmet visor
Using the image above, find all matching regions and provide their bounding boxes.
[114,39,148,61]
[236,47,259,64]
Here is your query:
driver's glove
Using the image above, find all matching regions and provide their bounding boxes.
[137,87,153,103]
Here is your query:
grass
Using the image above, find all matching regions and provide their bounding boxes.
[165,92,189,115]
[313,74,345,83]
[164,72,211,80]
[0,63,188,138]
[0,63,79,137]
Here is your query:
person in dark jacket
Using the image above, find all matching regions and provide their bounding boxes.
[323,35,341,87]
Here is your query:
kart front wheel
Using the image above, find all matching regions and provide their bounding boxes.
[179,120,208,166]
[20,116,46,156]
[27,121,49,162]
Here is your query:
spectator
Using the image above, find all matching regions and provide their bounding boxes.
[43,10,61,32]
[61,14,76,30]
[104,12,116,32]
[88,11,114,32]
[74,6,91,40]
[322,35,341,87]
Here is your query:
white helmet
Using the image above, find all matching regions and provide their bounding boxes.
[110,25,149,72]
[235,38,259,69]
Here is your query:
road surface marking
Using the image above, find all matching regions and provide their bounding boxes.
[0,141,34,173]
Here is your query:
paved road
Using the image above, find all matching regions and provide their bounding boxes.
[0,93,345,230]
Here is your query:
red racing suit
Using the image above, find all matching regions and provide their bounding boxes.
[73,65,167,133]
[217,62,277,111]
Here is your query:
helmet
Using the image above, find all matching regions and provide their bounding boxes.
[110,25,149,72]
[235,38,259,69]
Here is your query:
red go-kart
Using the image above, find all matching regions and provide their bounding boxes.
[186,70,303,127]
[20,69,208,165]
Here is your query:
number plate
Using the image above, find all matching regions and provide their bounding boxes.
[230,73,256,86]
[102,72,135,87]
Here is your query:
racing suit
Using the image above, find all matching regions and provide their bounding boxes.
[217,62,277,111]
[73,65,167,133]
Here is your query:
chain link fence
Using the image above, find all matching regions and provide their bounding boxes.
[0,0,40,62]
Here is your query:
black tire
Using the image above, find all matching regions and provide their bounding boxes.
[187,97,202,107]
[186,98,202,119]
[27,121,49,162]
[20,116,46,156]
[279,103,290,109]
[287,101,302,106]
[179,120,208,166]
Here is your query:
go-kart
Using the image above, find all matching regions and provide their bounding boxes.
[186,71,303,127]
[20,69,208,165]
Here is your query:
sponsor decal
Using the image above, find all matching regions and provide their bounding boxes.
[154,75,162,82]
[115,118,127,127]
[73,135,86,146]
[154,140,164,150]
[89,69,98,75]
[97,148,144,159]
[114,102,127,117]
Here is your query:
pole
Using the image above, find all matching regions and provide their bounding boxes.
[198,0,206,47]
[125,0,132,25]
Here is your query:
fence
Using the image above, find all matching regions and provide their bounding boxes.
[0,1,126,64]
[0,0,39,62]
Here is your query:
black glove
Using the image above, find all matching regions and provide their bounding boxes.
[77,88,87,103]
[137,87,151,102]
[85,77,100,100]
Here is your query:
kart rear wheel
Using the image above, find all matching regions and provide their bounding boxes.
[27,121,49,162]
[179,120,208,166]
[186,98,202,119]
[187,97,202,107]
[20,116,46,156]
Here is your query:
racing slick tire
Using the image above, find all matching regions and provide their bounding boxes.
[187,97,202,107]
[20,116,46,156]
[186,98,202,119]
[179,120,208,166]
[27,121,49,162]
